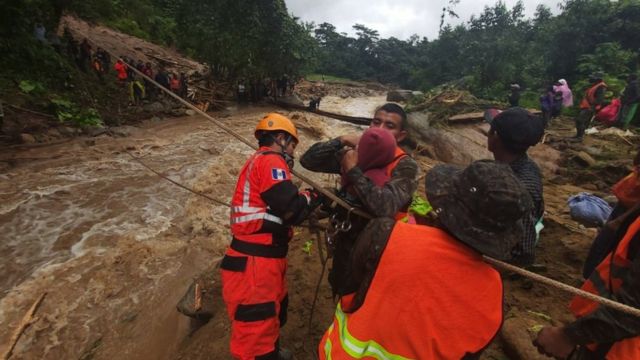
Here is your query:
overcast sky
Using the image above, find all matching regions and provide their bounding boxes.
[285,0,562,40]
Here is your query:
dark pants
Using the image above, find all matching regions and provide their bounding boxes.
[582,205,627,279]
[576,109,592,139]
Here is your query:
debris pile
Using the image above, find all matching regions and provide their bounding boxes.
[407,89,496,124]
[294,80,384,101]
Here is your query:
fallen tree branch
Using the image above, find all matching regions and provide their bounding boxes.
[2,292,47,360]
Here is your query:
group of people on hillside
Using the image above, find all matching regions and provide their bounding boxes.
[61,28,190,106]
[218,97,640,359]
[113,57,188,105]
[576,72,639,139]
[509,73,639,141]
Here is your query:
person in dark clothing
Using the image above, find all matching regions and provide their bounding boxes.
[300,103,418,296]
[155,68,170,90]
[576,73,607,140]
[619,74,640,128]
[508,83,521,107]
[125,59,136,80]
[487,107,545,266]
[142,62,154,99]
[540,86,555,127]
[308,97,321,110]
[95,48,110,75]
[552,87,564,118]
[78,38,92,72]
[534,205,640,359]
[179,73,188,99]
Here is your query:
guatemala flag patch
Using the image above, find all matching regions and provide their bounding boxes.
[271,168,287,180]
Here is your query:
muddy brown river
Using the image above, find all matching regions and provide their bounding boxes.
[0,96,385,359]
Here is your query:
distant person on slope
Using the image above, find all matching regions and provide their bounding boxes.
[79,38,92,72]
[128,75,145,106]
[508,83,521,107]
[114,59,128,85]
[576,73,607,141]
[619,74,640,129]
[554,79,574,109]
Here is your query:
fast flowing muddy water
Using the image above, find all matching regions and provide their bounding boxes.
[0,98,381,359]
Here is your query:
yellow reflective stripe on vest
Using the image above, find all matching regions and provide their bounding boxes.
[325,338,333,360]
[331,304,411,360]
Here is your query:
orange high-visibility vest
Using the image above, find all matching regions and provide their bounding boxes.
[384,146,407,178]
[319,222,504,359]
[383,147,412,222]
[569,216,640,359]
[580,82,607,110]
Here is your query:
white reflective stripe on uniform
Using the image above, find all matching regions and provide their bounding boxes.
[241,151,270,209]
[231,212,283,225]
[232,206,264,214]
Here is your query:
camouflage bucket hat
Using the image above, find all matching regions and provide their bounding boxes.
[425,160,532,260]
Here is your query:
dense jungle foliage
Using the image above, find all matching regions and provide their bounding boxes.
[2,0,639,102]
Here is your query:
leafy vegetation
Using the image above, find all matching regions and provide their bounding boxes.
[2,0,639,120]
[51,96,103,127]
[313,0,640,100]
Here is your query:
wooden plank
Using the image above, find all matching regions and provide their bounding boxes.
[448,111,485,123]
[447,108,542,124]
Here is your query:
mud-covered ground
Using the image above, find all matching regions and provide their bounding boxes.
[1,92,639,360]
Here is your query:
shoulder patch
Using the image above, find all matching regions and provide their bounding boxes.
[271,168,288,181]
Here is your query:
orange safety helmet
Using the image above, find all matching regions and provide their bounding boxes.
[255,113,299,143]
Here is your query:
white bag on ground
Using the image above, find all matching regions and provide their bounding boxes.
[567,193,613,227]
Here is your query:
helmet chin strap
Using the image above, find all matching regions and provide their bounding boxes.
[272,133,295,170]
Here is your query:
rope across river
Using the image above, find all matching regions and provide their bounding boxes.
[82,40,640,319]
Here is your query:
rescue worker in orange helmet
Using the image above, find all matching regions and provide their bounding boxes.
[534,204,640,359]
[319,161,532,359]
[222,113,321,360]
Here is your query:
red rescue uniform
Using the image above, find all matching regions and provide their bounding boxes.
[222,147,312,360]
[319,221,504,359]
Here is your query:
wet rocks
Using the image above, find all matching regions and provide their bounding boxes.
[109,125,139,138]
[59,126,76,136]
[84,126,108,137]
[19,133,36,144]
[47,128,62,138]
[144,102,165,113]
